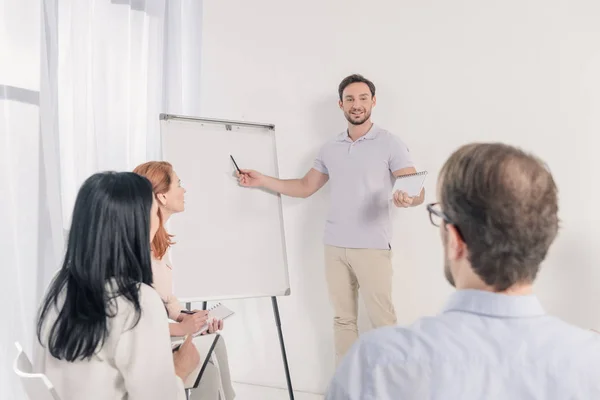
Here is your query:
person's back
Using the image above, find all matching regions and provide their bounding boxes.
[326,143,600,399]
[35,172,198,400]
[330,289,600,399]
[37,281,177,399]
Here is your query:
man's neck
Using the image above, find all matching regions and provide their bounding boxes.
[499,283,534,296]
[453,262,535,295]
[458,280,534,296]
[347,120,373,141]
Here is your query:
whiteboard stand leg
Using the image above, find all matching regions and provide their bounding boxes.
[271,296,294,400]
[201,301,207,310]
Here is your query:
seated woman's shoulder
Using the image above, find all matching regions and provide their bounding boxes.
[108,283,168,329]
[138,282,165,306]
[107,281,165,314]
[138,283,162,304]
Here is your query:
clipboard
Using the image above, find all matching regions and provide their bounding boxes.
[193,334,221,388]
[172,334,221,389]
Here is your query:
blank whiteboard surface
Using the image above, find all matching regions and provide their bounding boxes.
[160,116,290,301]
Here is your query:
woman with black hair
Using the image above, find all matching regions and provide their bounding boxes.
[35,171,199,400]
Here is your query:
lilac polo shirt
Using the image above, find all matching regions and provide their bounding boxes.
[313,124,414,250]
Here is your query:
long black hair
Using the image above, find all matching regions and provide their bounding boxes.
[37,171,155,361]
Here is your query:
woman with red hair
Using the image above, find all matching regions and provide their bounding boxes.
[134,161,235,400]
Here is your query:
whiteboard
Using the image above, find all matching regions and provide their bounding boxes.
[159,114,290,301]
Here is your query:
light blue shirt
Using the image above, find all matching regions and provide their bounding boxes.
[313,124,414,250]
[326,289,600,399]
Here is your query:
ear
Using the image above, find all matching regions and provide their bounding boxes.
[372,95,377,107]
[156,192,168,207]
[338,99,343,109]
[446,224,466,261]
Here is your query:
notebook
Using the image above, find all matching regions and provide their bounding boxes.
[389,171,428,199]
[194,303,235,336]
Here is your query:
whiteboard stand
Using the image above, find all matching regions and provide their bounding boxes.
[184,304,193,400]
[272,296,294,400]
[161,114,295,399]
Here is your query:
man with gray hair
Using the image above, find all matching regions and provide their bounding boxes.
[326,142,600,399]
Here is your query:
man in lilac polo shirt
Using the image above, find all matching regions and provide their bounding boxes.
[238,74,424,363]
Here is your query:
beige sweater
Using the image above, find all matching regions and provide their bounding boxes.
[35,282,186,400]
[152,253,183,321]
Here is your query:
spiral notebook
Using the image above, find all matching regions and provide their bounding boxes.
[389,171,428,198]
[194,303,235,335]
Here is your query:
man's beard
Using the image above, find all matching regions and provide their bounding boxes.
[344,108,371,126]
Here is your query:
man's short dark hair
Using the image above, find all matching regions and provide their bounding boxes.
[440,143,559,291]
[338,74,376,101]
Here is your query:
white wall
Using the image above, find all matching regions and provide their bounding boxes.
[197,0,600,394]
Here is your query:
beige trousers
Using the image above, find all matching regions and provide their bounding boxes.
[324,245,397,365]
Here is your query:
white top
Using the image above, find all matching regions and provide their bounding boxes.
[35,281,186,400]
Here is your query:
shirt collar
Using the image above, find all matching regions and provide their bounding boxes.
[442,289,545,318]
[336,123,380,142]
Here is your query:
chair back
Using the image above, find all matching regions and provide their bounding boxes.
[13,342,61,400]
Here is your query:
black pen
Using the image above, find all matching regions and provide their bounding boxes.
[230,154,242,174]
[180,309,195,315]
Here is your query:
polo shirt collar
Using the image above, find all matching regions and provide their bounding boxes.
[336,123,381,142]
[442,289,545,318]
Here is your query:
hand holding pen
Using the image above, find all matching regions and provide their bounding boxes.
[231,154,265,187]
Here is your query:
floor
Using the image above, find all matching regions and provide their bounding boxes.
[232,382,324,400]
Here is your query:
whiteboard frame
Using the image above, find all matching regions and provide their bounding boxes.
[159,113,291,303]
[160,113,275,130]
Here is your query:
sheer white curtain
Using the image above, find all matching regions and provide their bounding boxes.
[0,1,47,398]
[57,0,167,225]
[1,0,203,398]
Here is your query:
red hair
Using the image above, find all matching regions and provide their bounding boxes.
[133,161,175,260]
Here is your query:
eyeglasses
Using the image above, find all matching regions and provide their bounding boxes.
[426,202,449,227]
[426,202,466,243]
